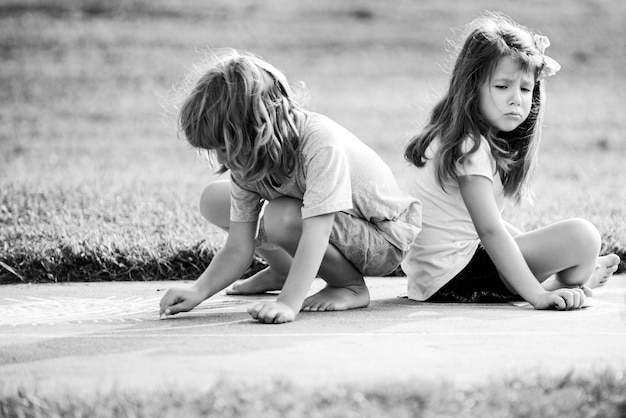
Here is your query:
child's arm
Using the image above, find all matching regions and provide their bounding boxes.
[247,212,335,323]
[459,175,585,310]
[504,221,523,237]
[159,221,257,317]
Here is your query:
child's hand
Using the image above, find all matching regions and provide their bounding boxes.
[247,301,296,324]
[159,288,204,318]
[532,287,589,310]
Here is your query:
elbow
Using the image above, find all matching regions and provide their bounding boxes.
[475,224,507,246]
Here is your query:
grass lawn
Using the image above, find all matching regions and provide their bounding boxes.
[2,370,625,417]
[1,1,625,414]
[1,0,624,284]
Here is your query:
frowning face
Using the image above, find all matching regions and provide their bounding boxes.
[479,55,534,133]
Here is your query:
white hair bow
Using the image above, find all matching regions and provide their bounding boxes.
[534,35,561,81]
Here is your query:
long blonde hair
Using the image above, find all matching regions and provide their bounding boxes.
[405,12,550,203]
[179,49,305,185]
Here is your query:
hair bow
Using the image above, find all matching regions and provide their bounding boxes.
[534,34,561,81]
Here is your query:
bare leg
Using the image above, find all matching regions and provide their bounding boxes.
[200,180,290,294]
[511,218,619,290]
[262,198,369,312]
[301,256,370,312]
[542,254,620,291]
[199,180,232,230]
[226,248,290,294]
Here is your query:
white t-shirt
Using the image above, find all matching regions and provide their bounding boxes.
[229,111,422,252]
[401,135,505,300]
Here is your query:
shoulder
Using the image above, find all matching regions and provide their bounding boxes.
[299,111,357,151]
[229,172,255,194]
[460,135,495,165]
[460,134,492,156]
[300,112,341,139]
[457,135,496,177]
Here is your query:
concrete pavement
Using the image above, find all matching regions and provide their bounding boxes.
[1,276,625,396]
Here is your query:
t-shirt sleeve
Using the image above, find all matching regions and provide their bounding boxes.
[229,175,264,223]
[301,144,353,219]
[456,137,495,181]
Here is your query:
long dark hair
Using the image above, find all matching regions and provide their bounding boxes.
[405,11,549,203]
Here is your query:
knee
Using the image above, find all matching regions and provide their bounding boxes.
[199,181,230,228]
[566,218,601,257]
[263,198,303,246]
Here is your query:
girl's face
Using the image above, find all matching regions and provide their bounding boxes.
[479,55,534,133]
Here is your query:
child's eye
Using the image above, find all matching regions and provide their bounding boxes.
[495,85,507,89]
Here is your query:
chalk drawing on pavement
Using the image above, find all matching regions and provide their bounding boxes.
[0,296,251,326]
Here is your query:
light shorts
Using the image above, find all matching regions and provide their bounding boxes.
[256,210,406,277]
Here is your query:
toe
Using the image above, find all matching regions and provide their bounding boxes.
[302,301,321,311]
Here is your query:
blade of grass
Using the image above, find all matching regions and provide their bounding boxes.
[0,260,24,282]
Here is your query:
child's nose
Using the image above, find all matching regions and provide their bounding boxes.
[509,89,522,106]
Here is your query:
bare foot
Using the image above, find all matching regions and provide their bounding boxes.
[301,284,370,312]
[587,254,621,288]
[226,267,286,295]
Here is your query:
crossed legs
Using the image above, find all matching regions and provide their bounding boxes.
[510,218,620,292]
